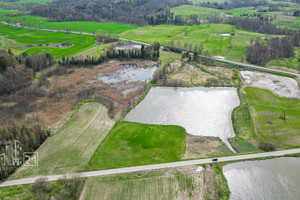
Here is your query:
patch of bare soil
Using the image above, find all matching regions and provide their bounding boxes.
[183,135,228,159]
[34,59,157,127]
[239,70,300,99]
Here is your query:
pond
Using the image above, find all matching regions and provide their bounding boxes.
[98,64,157,84]
[114,44,142,50]
[124,87,240,151]
[223,157,300,200]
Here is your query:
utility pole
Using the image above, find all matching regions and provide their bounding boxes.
[279,108,286,120]
[267,98,276,124]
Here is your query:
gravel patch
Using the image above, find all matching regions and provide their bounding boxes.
[240,70,300,99]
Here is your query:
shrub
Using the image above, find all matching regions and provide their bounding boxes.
[259,142,275,151]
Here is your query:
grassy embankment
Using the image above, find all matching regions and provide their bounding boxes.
[10,102,115,179]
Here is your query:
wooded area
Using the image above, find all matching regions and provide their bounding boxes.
[246,37,295,66]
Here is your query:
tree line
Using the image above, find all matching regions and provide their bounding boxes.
[31,0,191,26]
[246,37,295,66]
[226,17,300,37]
[60,42,160,66]
[0,117,50,180]
[0,50,56,96]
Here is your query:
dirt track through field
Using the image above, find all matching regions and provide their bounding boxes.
[10,102,115,179]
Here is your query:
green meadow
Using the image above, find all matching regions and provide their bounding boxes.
[119,23,277,61]
[244,87,300,149]
[0,23,95,58]
[0,15,137,34]
[171,5,258,19]
[0,8,26,15]
[87,121,186,170]
[0,0,53,5]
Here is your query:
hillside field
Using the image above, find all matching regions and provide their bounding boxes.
[0,23,95,58]
[119,23,278,61]
[0,15,137,34]
[10,102,115,179]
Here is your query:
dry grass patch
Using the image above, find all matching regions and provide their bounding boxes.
[84,165,228,200]
[84,165,229,200]
[32,59,156,127]
[183,135,233,159]
[204,66,234,79]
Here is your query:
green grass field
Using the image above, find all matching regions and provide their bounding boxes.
[271,14,300,29]
[87,121,186,170]
[75,42,116,58]
[0,184,30,199]
[230,89,261,153]
[171,5,258,19]
[0,15,137,34]
[0,23,96,58]
[0,0,53,5]
[119,23,276,62]
[244,87,300,149]
[0,8,26,15]
[10,103,115,179]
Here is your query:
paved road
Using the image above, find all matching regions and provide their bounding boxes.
[1,148,300,187]
[1,22,299,78]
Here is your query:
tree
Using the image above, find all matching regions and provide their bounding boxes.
[293,10,300,17]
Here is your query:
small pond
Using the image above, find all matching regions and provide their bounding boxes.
[99,64,157,84]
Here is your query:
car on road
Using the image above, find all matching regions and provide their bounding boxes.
[212,158,218,162]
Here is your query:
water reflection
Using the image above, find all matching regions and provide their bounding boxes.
[124,87,240,143]
[99,64,157,84]
[223,157,300,200]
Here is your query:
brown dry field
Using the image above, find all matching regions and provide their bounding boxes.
[33,59,157,128]
[203,65,234,79]
[84,165,227,200]
[183,135,232,159]
[165,60,233,86]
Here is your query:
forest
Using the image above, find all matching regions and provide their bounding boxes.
[31,0,191,26]
[246,37,295,66]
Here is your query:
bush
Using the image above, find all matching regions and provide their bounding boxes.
[259,142,275,151]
